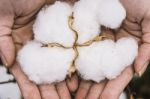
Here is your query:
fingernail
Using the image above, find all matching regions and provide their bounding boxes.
[134,73,140,78]
[138,61,149,77]
[1,54,8,67]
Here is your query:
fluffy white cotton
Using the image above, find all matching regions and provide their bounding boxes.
[18,0,130,84]
[17,41,75,84]
[33,1,75,47]
[97,0,126,28]
[76,40,113,82]
[116,37,138,67]
[76,37,138,82]
[73,0,100,44]
[73,0,126,44]
[74,0,127,81]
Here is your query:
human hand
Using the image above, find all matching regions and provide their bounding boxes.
[75,28,134,99]
[0,0,78,98]
[75,0,150,99]
[116,0,150,76]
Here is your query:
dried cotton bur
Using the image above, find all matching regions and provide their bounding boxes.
[17,0,138,84]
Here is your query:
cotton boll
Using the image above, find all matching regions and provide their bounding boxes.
[97,0,126,28]
[73,0,100,44]
[73,0,126,44]
[17,41,75,84]
[76,38,138,82]
[101,38,138,79]
[33,1,75,47]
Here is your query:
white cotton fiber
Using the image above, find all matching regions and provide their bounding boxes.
[33,1,75,47]
[73,0,126,44]
[97,0,126,28]
[75,40,113,82]
[116,37,138,67]
[73,0,100,44]
[17,0,130,84]
[17,41,75,84]
[76,37,138,82]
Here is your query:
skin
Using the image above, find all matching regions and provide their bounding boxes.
[75,0,150,99]
[0,0,78,99]
[1,0,150,99]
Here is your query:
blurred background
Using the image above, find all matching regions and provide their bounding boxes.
[128,65,150,99]
[0,59,150,99]
[0,64,21,99]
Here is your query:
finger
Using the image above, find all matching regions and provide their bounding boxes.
[100,66,133,99]
[0,32,15,67]
[56,81,71,99]
[86,80,107,99]
[66,74,79,92]
[9,63,41,99]
[75,80,92,99]
[134,43,150,76]
[136,10,150,74]
[0,1,15,67]
[39,84,59,99]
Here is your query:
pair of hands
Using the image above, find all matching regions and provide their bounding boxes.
[0,0,150,99]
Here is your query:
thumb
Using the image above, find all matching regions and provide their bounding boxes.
[134,43,150,76]
[0,27,15,67]
[136,11,150,76]
[0,0,15,67]
[66,74,79,92]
